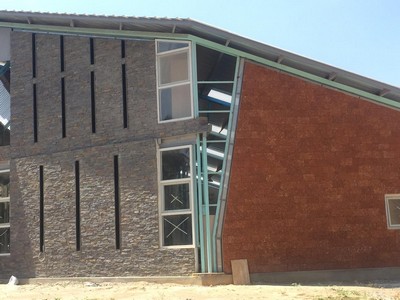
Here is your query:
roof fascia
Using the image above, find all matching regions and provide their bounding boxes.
[0,10,188,25]
[0,21,399,111]
[0,21,190,40]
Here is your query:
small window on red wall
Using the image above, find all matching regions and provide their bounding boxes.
[385,194,400,229]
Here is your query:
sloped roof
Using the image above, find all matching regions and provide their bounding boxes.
[0,10,399,104]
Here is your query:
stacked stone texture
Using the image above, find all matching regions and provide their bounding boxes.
[0,31,206,278]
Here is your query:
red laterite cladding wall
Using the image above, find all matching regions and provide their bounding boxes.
[222,61,400,274]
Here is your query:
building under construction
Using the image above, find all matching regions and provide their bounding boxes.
[1,11,400,280]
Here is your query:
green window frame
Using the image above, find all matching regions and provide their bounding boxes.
[156,40,193,123]
[158,145,195,247]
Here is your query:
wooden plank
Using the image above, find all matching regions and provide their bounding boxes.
[231,259,251,285]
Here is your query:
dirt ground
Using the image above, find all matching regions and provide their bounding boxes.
[1,281,400,300]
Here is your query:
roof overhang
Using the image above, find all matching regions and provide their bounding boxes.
[0,10,399,106]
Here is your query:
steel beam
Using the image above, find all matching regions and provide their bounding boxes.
[201,135,212,273]
[196,136,205,273]
[1,21,398,110]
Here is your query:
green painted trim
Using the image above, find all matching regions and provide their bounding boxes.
[199,110,230,113]
[191,144,199,271]
[1,21,398,109]
[191,42,200,272]
[0,21,191,40]
[205,140,226,143]
[196,136,205,273]
[191,41,199,117]
[202,135,212,273]
[190,35,400,110]
[197,81,235,84]
[207,171,222,175]
[211,56,241,272]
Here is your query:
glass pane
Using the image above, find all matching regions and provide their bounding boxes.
[0,125,10,146]
[196,44,236,81]
[159,51,189,85]
[159,84,191,121]
[0,172,9,197]
[163,214,192,246]
[162,148,190,180]
[388,198,400,226]
[0,227,10,254]
[164,184,190,211]
[157,41,188,53]
[0,202,9,224]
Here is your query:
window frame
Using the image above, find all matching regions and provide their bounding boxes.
[155,40,194,124]
[158,145,195,248]
[385,194,400,229]
[0,168,10,256]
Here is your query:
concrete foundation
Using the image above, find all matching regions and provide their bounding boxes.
[251,267,400,285]
[0,274,234,286]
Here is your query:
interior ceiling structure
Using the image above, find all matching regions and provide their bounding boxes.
[0,10,399,103]
[195,44,234,187]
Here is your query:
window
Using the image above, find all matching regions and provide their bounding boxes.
[0,169,10,254]
[156,40,193,122]
[159,146,194,247]
[385,194,400,229]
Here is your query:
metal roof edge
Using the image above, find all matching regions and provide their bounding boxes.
[184,19,400,94]
[0,10,190,22]
[0,10,399,105]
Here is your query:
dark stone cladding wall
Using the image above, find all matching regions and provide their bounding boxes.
[0,31,207,278]
[222,61,400,274]
[0,146,9,162]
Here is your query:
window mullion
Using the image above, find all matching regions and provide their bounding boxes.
[161,210,192,216]
[159,145,194,247]
[156,40,193,122]
[157,47,189,56]
[159,80,190,89]
[160,178,191,185]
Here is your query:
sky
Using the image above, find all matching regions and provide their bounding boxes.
[1,0,399,87]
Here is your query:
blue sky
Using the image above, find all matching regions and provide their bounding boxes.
[2,0,399,86]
